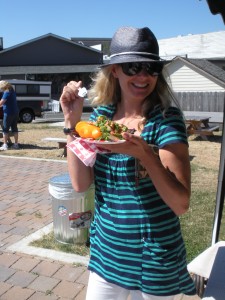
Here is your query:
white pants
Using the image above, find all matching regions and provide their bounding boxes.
[86,272,200,300]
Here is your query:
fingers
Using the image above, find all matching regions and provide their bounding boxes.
[59,81,85,124]
[122,132,144,145]
[60,87,74,102]
[67,80,82,92]
[60,81,83,102]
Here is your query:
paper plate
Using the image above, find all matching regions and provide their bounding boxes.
[81,138,126,145]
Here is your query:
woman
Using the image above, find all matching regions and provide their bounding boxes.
[60,27,197,300]
[0,80,19,150]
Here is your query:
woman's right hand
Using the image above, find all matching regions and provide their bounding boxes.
[60,80,85,128]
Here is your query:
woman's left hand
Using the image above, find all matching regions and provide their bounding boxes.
[98,132,153,159]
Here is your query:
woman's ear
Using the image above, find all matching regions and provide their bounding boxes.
[111,65,119,78]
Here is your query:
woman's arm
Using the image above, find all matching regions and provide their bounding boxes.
[140,142,191,216]
[66,134,94,192]
[0,99,6,107]
[100,133,191,216]
[60,81,94,192]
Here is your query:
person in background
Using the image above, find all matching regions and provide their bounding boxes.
[60,26,198,300]
[0,80,19,150]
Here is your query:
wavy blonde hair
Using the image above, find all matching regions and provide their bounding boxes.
[88,65,179,120]
[0,81,13,91]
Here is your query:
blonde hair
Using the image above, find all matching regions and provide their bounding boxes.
[0,81,13,91]
[88,66,118,106]
[88,65,179,120]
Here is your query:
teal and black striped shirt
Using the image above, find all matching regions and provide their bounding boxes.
[88,104,196,296]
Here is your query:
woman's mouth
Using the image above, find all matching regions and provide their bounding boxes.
[132,83,148,89]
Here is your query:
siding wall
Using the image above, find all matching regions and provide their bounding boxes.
[165,61,225,92]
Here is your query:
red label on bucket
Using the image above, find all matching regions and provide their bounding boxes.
[69,210,92,229]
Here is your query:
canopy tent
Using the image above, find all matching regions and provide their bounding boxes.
[211,113,225,244]
[206,0,225,245]
[206,0,225,23]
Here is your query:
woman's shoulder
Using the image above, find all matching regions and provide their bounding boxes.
[148,105,184,122]
[164,106,184,118]
[144,106,187,146]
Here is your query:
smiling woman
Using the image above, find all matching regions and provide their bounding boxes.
[59,26,198,299]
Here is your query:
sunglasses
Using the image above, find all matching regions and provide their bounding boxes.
[120,62,164,76]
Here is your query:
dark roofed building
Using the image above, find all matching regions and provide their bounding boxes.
[0,33,103,99]
[185,58,225,84]
[71,37,111,56]
[0,33,103,67]
[165,56,225,92]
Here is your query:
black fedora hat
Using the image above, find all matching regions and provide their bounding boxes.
[104,26,162,66]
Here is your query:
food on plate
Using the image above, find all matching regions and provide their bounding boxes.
[75,122,102,139]
[75,115,135,141]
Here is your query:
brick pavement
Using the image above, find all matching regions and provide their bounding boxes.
[0,155,89,300]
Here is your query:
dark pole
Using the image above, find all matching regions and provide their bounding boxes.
[206,0,225,23]
[205,0,225,245]
[211,109,225,244]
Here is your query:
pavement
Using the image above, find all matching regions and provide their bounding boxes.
[0,155,90,300]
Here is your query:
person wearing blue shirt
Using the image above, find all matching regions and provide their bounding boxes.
[0,80,19,150]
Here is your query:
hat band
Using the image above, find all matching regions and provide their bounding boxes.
[110,51,160,59]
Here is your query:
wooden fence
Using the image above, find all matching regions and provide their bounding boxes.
[174,92,225,112]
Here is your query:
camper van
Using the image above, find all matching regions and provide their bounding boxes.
[1,79,52,123]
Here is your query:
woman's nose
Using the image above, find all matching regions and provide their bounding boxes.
[137,68,149,76]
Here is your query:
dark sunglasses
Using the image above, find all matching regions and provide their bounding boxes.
[120,62,164,76]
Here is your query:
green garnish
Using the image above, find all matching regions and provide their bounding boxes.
[93,115,130,141]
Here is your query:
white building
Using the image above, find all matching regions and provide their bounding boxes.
[159,31,225,60]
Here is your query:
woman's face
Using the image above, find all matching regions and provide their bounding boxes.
[112,63,158,103]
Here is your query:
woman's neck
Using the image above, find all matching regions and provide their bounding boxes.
[115,102,143,119]
[112,103,144,135]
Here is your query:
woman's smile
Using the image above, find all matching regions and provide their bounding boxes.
[132,82,149,89]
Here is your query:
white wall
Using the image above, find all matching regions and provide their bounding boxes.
[165,60,224,92]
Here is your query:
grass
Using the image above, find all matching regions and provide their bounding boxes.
[4,122,225,263]
[180,190,216,262]
[181,135,225,262]
[30,231,90,256]
[0,122,67,160]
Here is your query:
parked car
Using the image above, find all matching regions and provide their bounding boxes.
[1,79,52,123]
[1,90,44,123]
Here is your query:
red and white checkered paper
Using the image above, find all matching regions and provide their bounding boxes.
[67,138,109,167]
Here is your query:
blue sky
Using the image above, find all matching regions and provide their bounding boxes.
[1,0,224,49]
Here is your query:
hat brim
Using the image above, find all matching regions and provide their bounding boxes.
[101,54,163,67]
